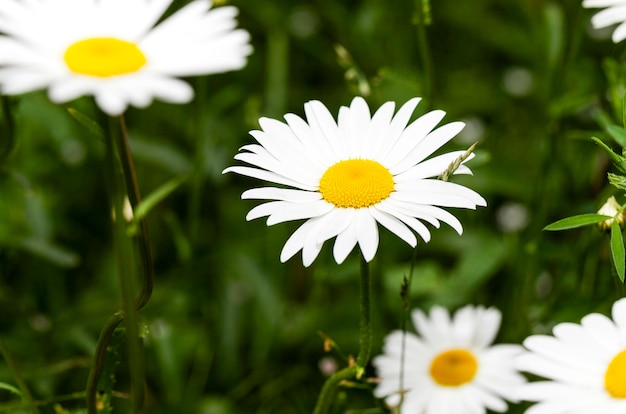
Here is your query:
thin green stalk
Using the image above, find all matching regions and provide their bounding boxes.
[106,116,144,412]
[414,0,433,104]
[398,246,419,409]
[312,366,355,414]
[0,337,39,414]
[116,116,154,310]
[85,312,125,414]
[355,253,372,372]
[313,254,372,414]
[86,114,153,413]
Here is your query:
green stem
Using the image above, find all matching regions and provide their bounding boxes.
[85,312,125,414]
[355,254,372,372]
[313,254,372,414]
[398,246,418,410]
[0,337,39,414]
[115,116,154,310]
[414,0,433,104]
[106,116,144,412]
[86,114,153,412]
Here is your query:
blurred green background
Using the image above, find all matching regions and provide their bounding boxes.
[1,0,625,412]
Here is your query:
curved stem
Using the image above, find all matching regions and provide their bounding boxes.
[86,114,150,413]
[312,366,355,414]
[85,312,125,414]
[109,116,144,412]
[313,254,372,414]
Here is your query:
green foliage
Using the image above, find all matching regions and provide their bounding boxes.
[544,214,612,231]
[1,0,626,413]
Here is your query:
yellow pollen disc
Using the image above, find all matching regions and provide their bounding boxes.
[429,349,478,387]
[605,349,626,398]
[319,159,394,208]
[64,37,147,78]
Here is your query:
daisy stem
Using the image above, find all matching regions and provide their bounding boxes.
[0,336,40,414]
[116,115,154,311]
[92,116,146,413]
[312,255,372,414]
[414,0,433,104]
[355,253,372,372]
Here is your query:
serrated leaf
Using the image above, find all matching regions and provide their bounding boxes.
[543,213,612,231]
[606,124,626,149]
[611,220,625,282]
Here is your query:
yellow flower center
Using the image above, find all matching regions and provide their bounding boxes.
[64,37,147,78]
[429,349,478,387]
[605,349,626,398]
[319,159,394,208]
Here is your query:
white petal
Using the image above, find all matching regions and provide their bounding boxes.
[375,98,421,161]
[383,110,446,170]
[242,187,322,202]
[369,207,417,247]
[355,209,379,262]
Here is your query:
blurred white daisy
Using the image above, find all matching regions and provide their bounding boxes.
[517,297,626,414]
[583,0,626,43]
[224,97,486,267]
[0,0,252,115]
[373,305,525,414]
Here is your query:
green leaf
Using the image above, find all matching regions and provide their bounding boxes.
[611,220,626,282]
[0,382,21,398]
[14,237,80,268]
[591,137,626,173]
[129,175,187,234]
[606,124,626,149]
[543,213,612,231]
[67,108,104,139]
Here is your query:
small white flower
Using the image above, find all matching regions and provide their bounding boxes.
[517,297,626,413]
[0,0,252,115]
[224,97,486,267]
[583,0,626,43]
[373,305,525,414]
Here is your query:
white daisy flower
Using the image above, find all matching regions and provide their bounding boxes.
[517,297,626,414]
[373,305,526,414]
[223,97,486,267]
[583,0,626,43]
[0,0,252,115]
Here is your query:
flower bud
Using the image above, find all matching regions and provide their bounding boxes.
[598,196,626,231]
